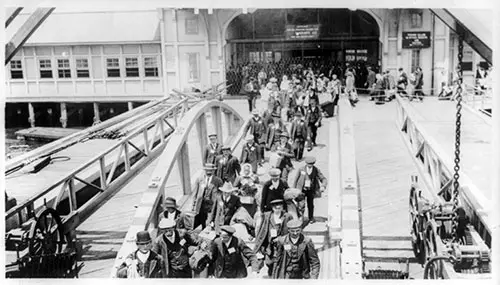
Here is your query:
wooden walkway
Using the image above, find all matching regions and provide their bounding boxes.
[352,98,424,278]
[405,97,492,200]
[15,127,81,141]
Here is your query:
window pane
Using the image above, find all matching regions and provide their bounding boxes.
[126,68,139,77]
[185,17,199,34]
[126,57,138,67]
[107,69,120,77]
[145,67,159,77]
[11,70,23,79]
[40,70,53,78]
[77,69,90,78]
[11,60,22,69]
[144,57,157,67]
[76,59,89,68]
[39,59,51,68]
[58,59,70,68]
[58,69,71,78]
[106,58,119,67]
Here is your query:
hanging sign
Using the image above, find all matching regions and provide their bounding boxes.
[402,32,431,48]
[285,24,320,40]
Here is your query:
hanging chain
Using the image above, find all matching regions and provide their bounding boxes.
[451,37,464,242]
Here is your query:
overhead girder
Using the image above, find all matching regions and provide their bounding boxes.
[5,7,24,28]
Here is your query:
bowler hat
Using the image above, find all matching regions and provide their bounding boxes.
[269,168,281,177]
[158,218,176,229]
[220,225,236,235]
[287,219,302,229]
[270,199,284,205]
[219,182,238,193]
[304,156,316,164]
[136,231,152,244]
[208,133,217,138]
[163,197,178,208]
[203,163,217,170]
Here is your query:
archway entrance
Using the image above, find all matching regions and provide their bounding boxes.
[225,9,381,94]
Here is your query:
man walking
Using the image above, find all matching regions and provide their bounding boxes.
[292,157,327,224]
[192,164,223,230]
[261,168,289,213]
[203,134,222,165]
[290,111,308,160]
[240,134,262,174]
[271,219,320,279]
[117,231,165,278]
[215,147,241,184]
[244,109,267,159]
[305,98,322,151]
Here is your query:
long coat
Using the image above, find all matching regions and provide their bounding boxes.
[204,143,223,165]
[191,174,224,214]
[209,236,259,278]
[152,231,199,277]
[264,123,288,150]
[215,155,241,184]
[271,234,320,279]
[290,120,308,141]
[260,180,289,213]
[292,165,327,198]
[244,117,267,144]
[117,250,165,278]
[253,212,293,255]
[208,194,242,235]
[276,142,294,170]
[240,142,262,172]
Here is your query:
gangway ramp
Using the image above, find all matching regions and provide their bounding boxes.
[351,98,425,278]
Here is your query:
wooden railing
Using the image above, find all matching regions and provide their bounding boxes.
[395,94,492,247]
[6,98,193,240]
[110,100,248,277]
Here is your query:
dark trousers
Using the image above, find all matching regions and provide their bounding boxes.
[247,96,256,112]
[293,139,305,160]
[307,124,318,148]
[414,89,424,100]
[195,212,208,230]
[304,189,315,220]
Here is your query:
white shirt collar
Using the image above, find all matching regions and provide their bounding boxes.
[306,166,313,174]
[290,236,299,245]
[137,250,150,263]
[224,237,233,247]
[271,180,279,188]
[166,232,176,244]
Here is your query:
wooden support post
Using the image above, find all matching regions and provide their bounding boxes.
[177,142,191,195]
[99,156,107,189]
[128,102,134,111]
[196,113,208,161]
[224,111,233,136]
[123,141,131,172]
[28,102,35,127]
[93,102,101,124]
[68,178,77,212]
[211,106,223,144]
[60,102,67,128]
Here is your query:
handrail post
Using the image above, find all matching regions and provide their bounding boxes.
[196,113,208,161]
[177,142,191,195]
[99,156,107,189]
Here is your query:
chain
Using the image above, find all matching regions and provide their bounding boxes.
[451,37,464,242]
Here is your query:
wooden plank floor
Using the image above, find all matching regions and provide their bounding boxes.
[352,98,424,279]
[15,127,81,140]
[405,97,492,200]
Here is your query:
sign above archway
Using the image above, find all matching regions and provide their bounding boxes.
[402,31,431,48]
[285,24,320,40]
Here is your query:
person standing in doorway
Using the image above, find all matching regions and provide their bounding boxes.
[292,157,327,224]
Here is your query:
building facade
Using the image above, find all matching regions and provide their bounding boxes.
[5,8,488,128]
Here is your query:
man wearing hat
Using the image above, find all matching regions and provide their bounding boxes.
[240,134,262,174]
[203,133,222,165]
[261,168,289,213]
[215,147,241,184]
[276,133,294,182]
[292,157,327,224]
[243,109,267,159]
[271,219,320,279]
[244,77,258,112]
[152,219,198,278]
[253,199,293,277]
[290,111,308,160]
[305,98,322,151]
[159,197,181,225]
[208,225,259,278]
[117,231,165,278]
[265,112,288,151]
[207,182,242,235]
[192,163,223,230]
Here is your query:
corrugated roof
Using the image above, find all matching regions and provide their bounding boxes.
[5,10,161,44]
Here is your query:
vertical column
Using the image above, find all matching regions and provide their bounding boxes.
[93,102,101,124]
[224,110,233,137]
[202,11,212,88]
[196,113,208,161]
[28,102,35,127]
[128,102,134,111]
[172,9,181,89]
[211,106,223,144]
[177,142,191,195]
[158,8,170,97]
[60,102,68,128]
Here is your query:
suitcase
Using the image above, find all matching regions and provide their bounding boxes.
[321,101,335,117]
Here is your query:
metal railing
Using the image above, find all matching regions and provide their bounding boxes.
[110,100,248,277]
[6,97,193,239]
[395,94,492,247]
[462,83,493,114]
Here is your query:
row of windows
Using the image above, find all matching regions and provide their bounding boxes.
[9,57,159,79]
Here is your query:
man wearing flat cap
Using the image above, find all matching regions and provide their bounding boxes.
[240,134,262,174]
[253,199,293,277]
[117,231,165,278]
[158,197,181,225]
[192,163,223,230]
[275,133,294,182]
[244,109,267,159]
[207,182,242,235]
[204,134,222,165]
[152,219,198,278]
[208,225,259,278]
[261,168,289,213]
[215,147,241,184]
[271,219,320,279]
[290,111,308,160]
[292,157,327,224]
